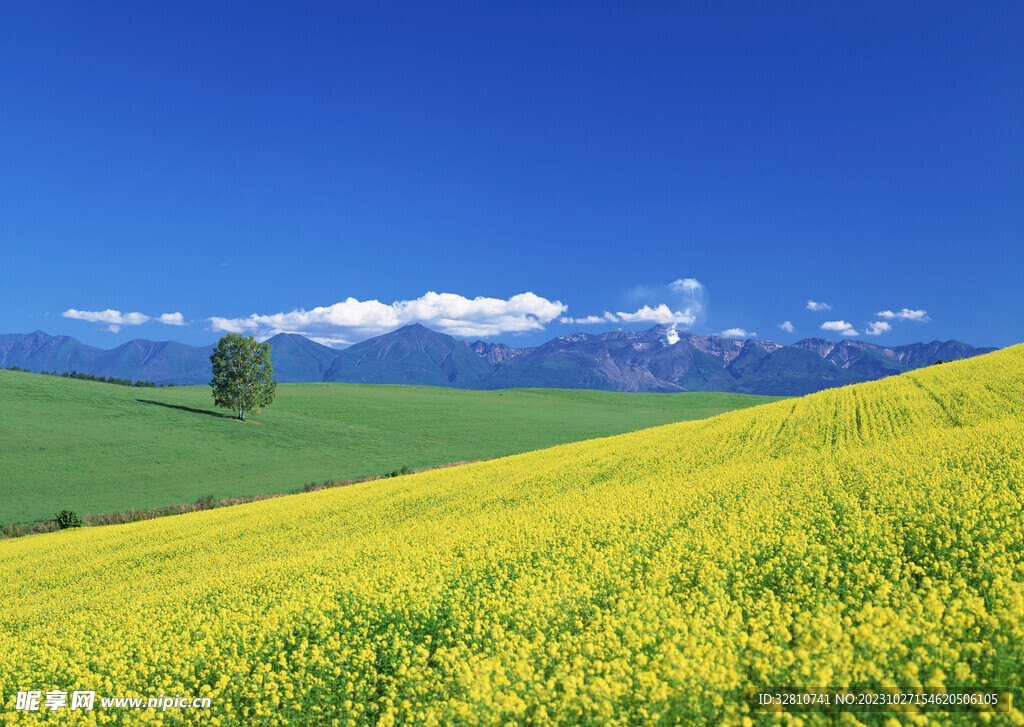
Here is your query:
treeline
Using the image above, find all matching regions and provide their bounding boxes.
[4,365,173,388]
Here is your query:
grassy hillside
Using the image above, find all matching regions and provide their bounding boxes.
[1,348,1022,725]
[0,370,779,524]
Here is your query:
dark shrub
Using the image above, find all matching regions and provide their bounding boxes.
[56,510,83,529]
[195,494,219,510]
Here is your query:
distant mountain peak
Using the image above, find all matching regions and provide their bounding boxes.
[464,340,533,366]
[0,328,998,394]
[392,323,431,334]
[557,332,592,344]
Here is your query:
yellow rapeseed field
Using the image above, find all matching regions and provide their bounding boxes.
[1,346,1022,726]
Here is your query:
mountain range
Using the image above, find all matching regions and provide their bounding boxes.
[0,326,997,396]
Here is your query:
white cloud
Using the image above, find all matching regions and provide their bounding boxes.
[669,278,703,294]
[779,320,795,333]
[207,316,257,334]
[560,312,620,325]
[821,320,859,336]
[865,321,892,336]
[563,301,700,328]
[62,308,189,332]
[567,277,705,331]
[565,304,695,326]
[209,291,568,340]
[63,308,150,333]
[720,328,756,339]
[157,312,186,326]
[876,308,930,322]
[625,276,705,320]
[806,300,832,311]
[616,304,697,325]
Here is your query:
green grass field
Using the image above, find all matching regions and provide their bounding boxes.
[0,369,781,524]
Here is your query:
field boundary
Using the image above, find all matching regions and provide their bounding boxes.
[0,459,484,542]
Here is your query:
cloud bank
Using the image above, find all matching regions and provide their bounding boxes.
[559,312,620,326]
[821,320,859,337]
[806,300,832,311]
[720,328,755,339]
[562,304,698,327]
[157,312,186,326]
[617,304,697,325]
[62,308,185,333]
[566,277,705,329]
[876,308,930,322]
[865,321,892,336]
[209,291,567,342]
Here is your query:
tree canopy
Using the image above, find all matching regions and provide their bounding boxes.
[210,334,277,420]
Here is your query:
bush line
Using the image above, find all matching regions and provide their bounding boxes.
[4,365,170,387]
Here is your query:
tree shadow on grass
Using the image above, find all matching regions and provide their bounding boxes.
[136,399,232,419]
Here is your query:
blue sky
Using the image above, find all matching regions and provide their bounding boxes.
[2,2,1021,349]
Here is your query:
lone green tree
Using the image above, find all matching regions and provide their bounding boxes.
[210,334,277,420]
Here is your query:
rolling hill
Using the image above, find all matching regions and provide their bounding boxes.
[0,370,778,525]
[0,344,1021,724]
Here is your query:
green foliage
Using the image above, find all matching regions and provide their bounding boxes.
[209,334,277,420]
[55,510,82,529]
